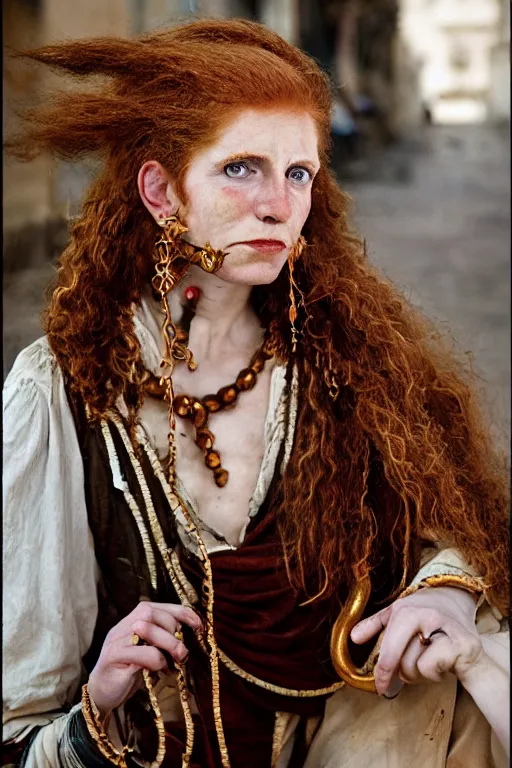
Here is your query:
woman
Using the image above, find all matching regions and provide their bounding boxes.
[3,18,509,768]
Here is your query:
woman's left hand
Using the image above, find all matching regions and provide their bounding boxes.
[351,586,483,697]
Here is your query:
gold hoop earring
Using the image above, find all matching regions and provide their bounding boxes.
[288,236,306,353]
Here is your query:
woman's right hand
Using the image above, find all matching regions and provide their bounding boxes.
[87,601,202,717]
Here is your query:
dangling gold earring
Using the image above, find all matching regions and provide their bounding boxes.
[288,235,306,353]
[152,214,197,370]
[154,213,225,274]
[151,213,197,486]
[152,214,189,294]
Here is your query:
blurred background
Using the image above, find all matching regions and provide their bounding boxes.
[3,0,510,447]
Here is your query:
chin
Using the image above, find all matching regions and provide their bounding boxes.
[218,261,286,286]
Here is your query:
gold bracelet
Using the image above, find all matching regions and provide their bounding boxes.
[141,669,166,767]
[82,679,166,768]
[399,573,487,601]
[81,684,134,767]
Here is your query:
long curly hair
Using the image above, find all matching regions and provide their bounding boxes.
[7,19,509,613]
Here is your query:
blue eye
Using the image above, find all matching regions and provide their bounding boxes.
[288,167,312,185]
[224,163,251,178]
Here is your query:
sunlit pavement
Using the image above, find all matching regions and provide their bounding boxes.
[3,125,510,451]
[341,124,510,451]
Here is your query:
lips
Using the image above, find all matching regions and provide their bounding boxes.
[234,239,287,253]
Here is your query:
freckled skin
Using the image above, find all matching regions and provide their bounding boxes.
[178,109,320,286]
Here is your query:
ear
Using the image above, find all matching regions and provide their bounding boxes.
[137,160,181,224]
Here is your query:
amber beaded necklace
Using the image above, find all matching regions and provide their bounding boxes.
[143,286,275,488]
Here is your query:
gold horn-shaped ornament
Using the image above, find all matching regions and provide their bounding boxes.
[197,242,225,273]
[330,573,377,693]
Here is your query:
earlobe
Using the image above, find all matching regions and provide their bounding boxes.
[137,160,180,223]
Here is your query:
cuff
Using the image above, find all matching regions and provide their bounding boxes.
[411,546,480,585]
[60,707,124,768]
[398,573,487,601]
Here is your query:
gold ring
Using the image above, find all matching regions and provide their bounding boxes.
[132,632,141,646]
[174,629,184,643]
[417,632,432,647]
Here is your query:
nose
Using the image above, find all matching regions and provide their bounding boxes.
[254,178,292,224]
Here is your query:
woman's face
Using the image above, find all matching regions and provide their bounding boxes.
[173,108,320,285]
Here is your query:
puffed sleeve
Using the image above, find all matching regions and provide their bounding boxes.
[2,338,99,766]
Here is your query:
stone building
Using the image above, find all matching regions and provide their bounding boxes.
[399,0,506,124]
[3,0,131,271]
[488,0,510,122]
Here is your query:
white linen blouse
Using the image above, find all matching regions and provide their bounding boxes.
[2,297,297,765]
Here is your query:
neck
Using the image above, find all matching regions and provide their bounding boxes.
[151,266,263,364]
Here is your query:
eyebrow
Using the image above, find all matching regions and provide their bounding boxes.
[214,153,320,173]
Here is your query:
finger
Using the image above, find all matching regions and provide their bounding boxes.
[375,606,441,695]
[135,604,182,637]
[131,619,188,663]
[398,634,427,685]
[381,676,404,699]
[416,636,456,683]
[144,603,202,630]
[351,605,392,645]
[107,641,169,673]
[108,603,201,642]
[133,603,200,639]
[108,607,177,643]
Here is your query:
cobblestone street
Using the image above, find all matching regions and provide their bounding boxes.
[4,124,510,447]
[343,124,510,450]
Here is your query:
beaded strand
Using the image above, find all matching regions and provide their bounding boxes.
[144,334,275,487]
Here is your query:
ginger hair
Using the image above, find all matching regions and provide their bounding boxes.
[7,19,509,613]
